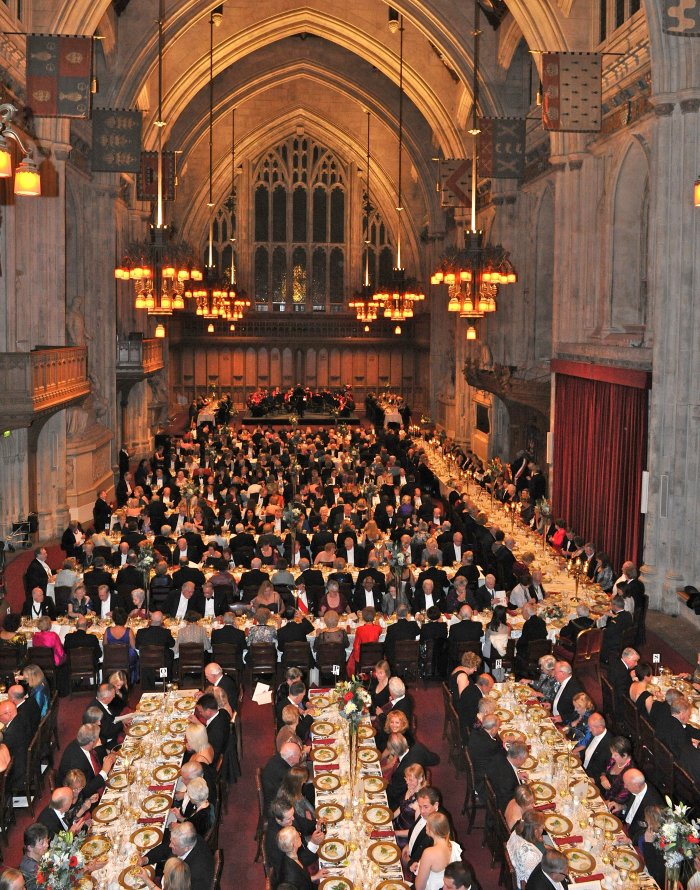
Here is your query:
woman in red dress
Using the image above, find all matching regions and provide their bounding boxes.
[346,606,381,677]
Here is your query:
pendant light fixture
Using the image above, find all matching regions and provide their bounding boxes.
[350,111,380,326]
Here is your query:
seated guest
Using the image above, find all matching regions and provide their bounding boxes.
[142,821,214,885]
[312,610,349,652]
[246,607,278,653]
[63,616,101,668]
[557,604,595,651]
[104,607,138,682]
[620,769,662,842]
[386,733,440,810]
[265,797,322,878]
[608,647,640,709]
[318,580,351,617]
[457,673,494,743]
[22,587,56,620]
[490,740,530,810]
[149,560,174,604]
[468,713,502,798]
[250,580,285,615]
[21,665,51,718]
[509,574,533,609]
[176,610,211,657]
[504,783,536,831]
[525,848,570,890]
[412,577,446,616]
[402,785,442,870]
[38,786,89,839]
[629,662,662,716]
[522,654,558,704]
[392,763,427,846]
[199,582,230,619]
[384,605,420,667]
[506,811,546,887]
[58,723,117,798]
[276,704,306,752]
[164,581,203,621]
[63,768,99,825]
[447,605,483,664]
[135,611,175,689]
[514,602,547,664]
[419,606,448,643]
[410,812,462,890]
[448,651,482,708]
[203,662,238,712]
[271,558,296,588]
[128,588,149,620]
[89,682,129,749]
[275,680,314,741]
[261,740,303,810]
[638,805,667,889]
[443,862,474,890]
[276,825,325,889]
[656,695,700,758]
[67,583,92,618]
[600,736,635,811]
[346,606,380,676]
[192,693,229,761]
[551,661,584,724]
[278,765,317,836]
[566,692,595,750]
[20,823,50,890]
[7,684,40,739]
[89,583,124,620]
[173,761,217,819]
[211,611,247,666]
[379,710,414,773]
[581,713,612,784]
[601,595,634,662]
[167,777,214,837]
[0,701,29,793]
[482,605,510,664]
[184,723,215,768]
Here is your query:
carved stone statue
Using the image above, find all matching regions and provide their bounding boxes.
[66,294,92,347]
[88,373,109,425]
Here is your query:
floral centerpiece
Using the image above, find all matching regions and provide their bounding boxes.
[36,830,87,889]
[136,542,157,576]
[654,799,700,889]
[335,678,372,727]
[536,497,552,519]
[542,603,564,621]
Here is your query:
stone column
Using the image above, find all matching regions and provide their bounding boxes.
[640,97,700,613]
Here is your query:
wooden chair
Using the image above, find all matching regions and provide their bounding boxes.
[178,643,205,688]
[19,726,44,815]
[210,849,223,890]
[46,690,60,754]
[53,585,72,616]
[441,682,453,739]
[461,745,485,833]
[248,643,278,685]
[102,643,130,675]
[674,763,699,811]
[254,768,265,861]
[0,759,13,846]
[652,737,675,797]
[619,694,639,743]
[29,646,56,691]
[315,643,346,685]
[448,640,482,672]
[204,793,222,852]
[393,639,420,685]
[571,627,603,686]
[358,642,384,676]
[502,843,521,890]
[600,674,617,733]
[280,641,312,677]
[637,715,656,775]
[524,638,552,674]
[139,645,169,690]
[68,646,98,692]
[211,642,242,677]
[483,776,504,867]
[0,643,23,686]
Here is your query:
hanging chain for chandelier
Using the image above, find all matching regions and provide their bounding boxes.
[350,111,380,325]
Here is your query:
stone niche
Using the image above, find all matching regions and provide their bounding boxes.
[65,426,114,524]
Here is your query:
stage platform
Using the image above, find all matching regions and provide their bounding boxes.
[241,411,359,426]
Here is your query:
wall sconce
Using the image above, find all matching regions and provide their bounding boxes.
[0,104,41,196]
[694,175,700,207]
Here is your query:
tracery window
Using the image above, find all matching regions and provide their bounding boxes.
[252,136,347,312]
[598,0,641,43]
[204,203,238,285]
[361,209,395,289]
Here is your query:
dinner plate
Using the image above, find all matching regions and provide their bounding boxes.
[521,755,537,771]
[315,803,344,824]
[311,696,331,710]
[310,746,337,763]
[318,837,349,862]
[74,878,94,890]
[168,718,189,735]
[319,878,353,890]
[363,775,386,793]
[106,771,129,791]
[357,723,376,739]
[495,708,513,722]
[569,779,597,800]
[612,847,644,874]
[363,804,393,826]
[119,866,156,890]
[529,706,548,720]
[531,781,556,802]
[540,729,560,745]
[368,841,401,865]
[93,801,120,823]
[311,721,336,737]
[375,882,411,890]
[592,812,623,833]
[127,721,151,739]
[543,813,574,837]
[153,764,179,783]
[357,747,380,763]
[136,698,160,713]
[553,753,579,769]
[313,773,341,792]
[565,848,597,875]
[500,729,526,744]
[175,697,197,711]
[80,836,112,858]
[161,740,185,757]
[142,793,171,814]
[130,826,163,851]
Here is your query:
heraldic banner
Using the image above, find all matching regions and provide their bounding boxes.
[25,35,92,118]
[91,109,142,173]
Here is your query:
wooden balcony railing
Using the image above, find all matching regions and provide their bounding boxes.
[116,336,164,380]
[0,346,90,429]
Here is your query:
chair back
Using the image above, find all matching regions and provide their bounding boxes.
[574,627,603,662]
[633,595,649,645]
[315,642,346,682]
[178,643,205,687]
[526,637,552,664]
[451,640,482,662]
[652,737,674,797]
[210,849,223,890]
[140,644,167,672]
[393,639,420,684]
[102,643,130,674]
[68,646,98,689]
[600,674,616,726]
[358,642,384,675]
[212,642,242,674]
[281,641,312,673]
[619,694,639,741]
[249,643,278,680]
[0,757,12,841]
[53,585,72,616]
[674,763,699,811]
[30,646,57,688]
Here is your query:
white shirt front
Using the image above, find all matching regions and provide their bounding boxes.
[100,596,112,618]
[37,559,51,577]
[364,590,375,608]
[453,545,462,562]
[424,592,435,610]
[176,594,190,620]
[552,676,570,717]
[347,548,356,565]
[625,785,647,825]
[203,597,216,619]
[583,730,607,769]
[407,816,426,855]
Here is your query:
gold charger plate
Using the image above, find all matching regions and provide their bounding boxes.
[368,841,401,865]
[540,728,560,745]
[136,698,160,713]
[495,708,513,722]
[153,764,179,783]
[81,835,112,858]
[311,720,336,737]
[364,775,386,793]
[521,755,537,771]
[313,773,341,792]
[501,729,526,744]
[612,847,644,874]
[93,801,120,823]
[168,718,188,734]
[161,740,185,757]
[142,793,171,814]
[358,747,380,763]
[553,753,579,769]
[363,804,393,826]
[376,882,411,890]
[130,826,163,851]
[530,706,548,719]
[311,695,331,710]
[592,812,623,833]
[319,878,352,890]
[75,878,94,890]
[127,721,151,739]
[119,866,156,890]
[318,837,349,863]
[310,746,337,763]
[543,813,574,837]
[106,771,129,791]
[565,848,597,875]
[569,779,597,800]
[315,803,344,824]
[175,697,197,711]
[357,723,376,739]
[531,781,556,802]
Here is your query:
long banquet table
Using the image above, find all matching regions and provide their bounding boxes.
[308,687,407,890]
[77,689,197,888]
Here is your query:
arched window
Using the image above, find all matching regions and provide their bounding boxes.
[202,201,239,285]
[252,136,348,312]
[362,209,395,289]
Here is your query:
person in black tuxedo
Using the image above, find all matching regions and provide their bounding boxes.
[277,610,315,651]
[655,696,700,758]
[275,680,313,741]
[194,693,230,761]
[515,602,548,663]
[8,684,41,739]
[0,701,30,793]
[385,733,440,809]
[601,596,634,662]
[265,797,322,878]
[468,713,503,797]
[383,605,419,665]
[260,741,302,810]
[239,560,271,601]
[93,490,113,533]
[24,548,54,594]
[276,827,315,890]
[89,584,126,620]
[63,617,102,668]
[210,613,247,668]
[419,606,448,644]
[143,822,214,885]
[557,604,595,649]
[412,577,447,614]
[22,587,57,620]
[163,582,205,620]
[414,559,449,599]
[135,612,175,688]
[84,557,116,594]
[89,683,129,749]
[620,769,663,842]
[608,648,640,709]
[402,786,444,869]
[351,576,383,614]
[354,562,386,595]
[171,561,206,593]
[58,723,117,798]
[551,661,584,724]
[582,713,612,785]
[38,787,88,839]
[447,605,483,665]
[457,673,495,743]
[110,540,131,569]
[489,740,530,810]
[204,663,238,711]
[339,535,366,569]
[115,555,144,594]
[525,849,570,890]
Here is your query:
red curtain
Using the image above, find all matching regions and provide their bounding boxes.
[551,364,648,572]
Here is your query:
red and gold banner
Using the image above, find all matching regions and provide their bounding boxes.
[26,35,92,118]
[137,151,176,201]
